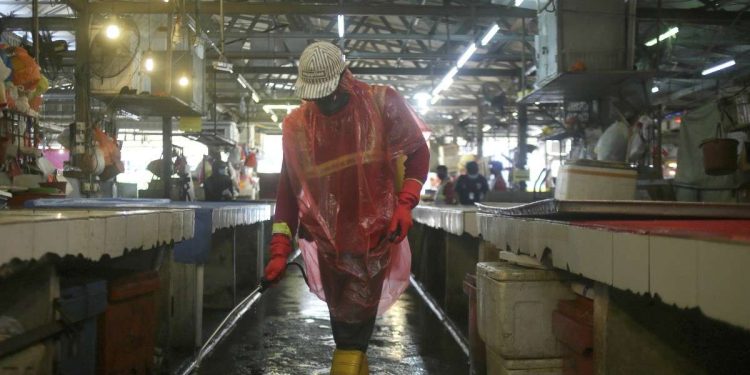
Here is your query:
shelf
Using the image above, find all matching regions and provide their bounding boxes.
[521,71,656,104]
[92,94,202,117]
[182,132,236,147]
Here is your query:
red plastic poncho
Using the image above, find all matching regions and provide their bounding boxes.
[281,71,427,321]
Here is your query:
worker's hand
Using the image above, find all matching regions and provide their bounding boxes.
[263,234,292,282]
[388,179,423,243]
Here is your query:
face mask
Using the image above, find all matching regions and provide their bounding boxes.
[315,90,350,115]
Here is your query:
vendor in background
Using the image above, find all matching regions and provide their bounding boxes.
[203,160,236,201]
[455,161,489,205]
[434,165,456,204]
[488,161,508,192]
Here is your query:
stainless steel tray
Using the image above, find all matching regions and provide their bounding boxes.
[477,199,750,220]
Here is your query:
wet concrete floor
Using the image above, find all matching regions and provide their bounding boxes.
[199,269,469,374]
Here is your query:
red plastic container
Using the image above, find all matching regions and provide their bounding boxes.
[97,271,160,375]
[552,296,594,375]
[463,274,486,375]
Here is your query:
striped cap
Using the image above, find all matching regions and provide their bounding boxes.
[295,42,346,100]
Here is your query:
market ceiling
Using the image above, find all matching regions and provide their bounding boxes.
[2,0,749,137]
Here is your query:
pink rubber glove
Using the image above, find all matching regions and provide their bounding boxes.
[264,234,292,282]
[388,179,423,243]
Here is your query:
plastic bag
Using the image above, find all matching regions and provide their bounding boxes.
[595,121,630,162]
[282,70,427,320]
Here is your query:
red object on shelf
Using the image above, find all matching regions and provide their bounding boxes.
[97,271,160,375]
[553,296,594,375]
[572,220,750,244]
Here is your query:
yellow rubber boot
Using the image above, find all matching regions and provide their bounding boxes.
[330,349,368,375]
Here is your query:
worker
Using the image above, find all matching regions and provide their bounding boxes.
[203,160,235,201]
[488,161,508,191]
[454,161,489,205]
[434,165,456,204]
[263,41,429,374]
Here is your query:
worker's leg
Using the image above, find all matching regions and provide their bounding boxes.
[319,250,389,374]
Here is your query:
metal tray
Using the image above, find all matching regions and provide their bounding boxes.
[477,199,750,220]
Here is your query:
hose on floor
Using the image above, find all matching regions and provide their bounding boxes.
[178,259,307,375]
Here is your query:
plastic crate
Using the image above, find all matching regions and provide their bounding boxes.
[98,271,160,375]
[57,279,108,375]
[477,262,574,359]
[552,297,594,375]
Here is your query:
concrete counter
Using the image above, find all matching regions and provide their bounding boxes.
[476,211,750,331]
[0,208,194,265]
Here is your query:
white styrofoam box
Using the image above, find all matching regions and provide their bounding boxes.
[477,262,575,358]
[555,162,637,200]
[486,345,563,375]
[0,342,46,375]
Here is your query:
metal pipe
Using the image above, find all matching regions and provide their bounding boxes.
[219,0,224,54]
[177,250,301,375]
[178,285,264,375]
[31,0,40,60]
[409,275,470,357]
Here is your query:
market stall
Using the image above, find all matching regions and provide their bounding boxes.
[25,198,273,350]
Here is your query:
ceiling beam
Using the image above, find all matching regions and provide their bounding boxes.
[0,16,75,30]
[221,31,533,42]
[637,8,750,25]
[87,3,535,18]
[233,66,519,77]
[213,50,525,61]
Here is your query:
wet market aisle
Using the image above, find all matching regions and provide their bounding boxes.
[198,269,469,374]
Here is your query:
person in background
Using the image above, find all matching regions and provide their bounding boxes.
[454,161,489,205]
[434,165,456,204]
[203,160,235,201]
[488,161,508,192]
[263,41,429,374]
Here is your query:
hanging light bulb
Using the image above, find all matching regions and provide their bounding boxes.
[143,50,155,72]
[105,23,121,40]
[178,75,190,87]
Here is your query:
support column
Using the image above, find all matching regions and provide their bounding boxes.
[74,10,90,126]
[516,104,528,191]
[477,101,485,159]
[162,116,172,199]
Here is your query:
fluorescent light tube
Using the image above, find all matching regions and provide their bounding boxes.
[456,43,477,68]
[702,59,736,76]
[338,15,345,38]
[236,76,248,89]
[446,66,459,80]
[645,27,679,47]
[480,24,500,46]
[651,86,659,93]
[251,92,260,103]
